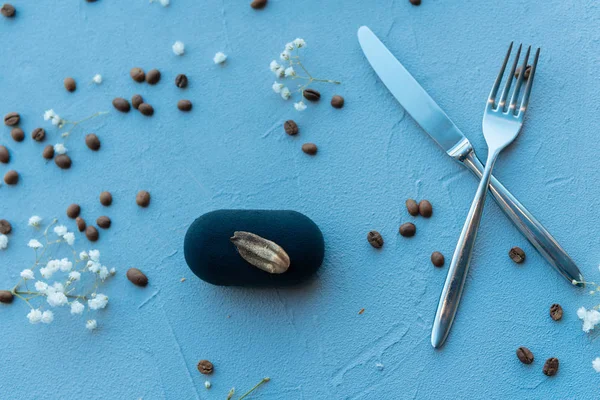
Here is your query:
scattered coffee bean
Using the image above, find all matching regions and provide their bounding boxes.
[136,190,151,207]
[367,230,384,249]
[97,216,111,229]
[409,0,421,5]
[4,112,20,126]
[0,219,12,234]
[250,0,267,9]
[85,133,101,151]
[138,103,154,116]
[284,120,298,135]
[302,143,317,155]
[146,69,161,85]
[11,127,24,142]
[331,95,345,109]
[515,65,532,80]
[31,127,46,142]
[131,94,144,110]
[516,347,534,365]
[399,222,416,237]
[197,360,214,375]
[175,74,188,88]
[431,251,445,267]
[0,290,14,304]
[55,154,72,169]
[3,170,18,185]
[76,217,86,232]
[1,3,15,17]
[42,145,55,160]
[100,191,112,206]
[0,145,9,163]
[85,225,99,242]
[112,97,131,113]
[418,200,433,218]
[303,88,321,102]
[130,67,145,83]
[405,199,419,216]
[550,303,563,321]
[508,246,526,264]
[177,99,192,111]
[66,204,81,219]
[126,267,148,287]
[543,357,559,376]
[64,77,76,92]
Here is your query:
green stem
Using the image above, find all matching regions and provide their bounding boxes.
[61,111,108,138]
[237,377,270,400]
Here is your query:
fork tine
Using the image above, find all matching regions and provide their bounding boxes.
[487,42,513,109]
[498,44,522,111]
[508,45,531,114]
[518,47,541,117]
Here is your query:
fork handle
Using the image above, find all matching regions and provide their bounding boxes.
[461,151,584,286]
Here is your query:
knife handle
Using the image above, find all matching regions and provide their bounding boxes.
[461,151,583,285]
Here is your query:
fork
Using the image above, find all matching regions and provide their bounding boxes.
[431,43,541,349]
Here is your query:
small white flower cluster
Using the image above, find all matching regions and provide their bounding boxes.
[577,306,600,333]
[92,74,102,84]
[150,0,170,6]
[593,357,600,373]
[28,215,42,228]
[172,41,185,56]
[43,109,64,129]
[54,143,68,155]
[0,234,7,250]
[213,52,227,64]
[53,224,75,246]
[81,249,115,281]
[270,39,308,112]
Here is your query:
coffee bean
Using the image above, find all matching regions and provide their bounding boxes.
[126,267,148,287]
[405,199,419,216]
[64,77,76,92]
[3,170,18,185]
[1,3,15,17]
[97,216,111,229]
[543,357,559,376]
[112,97,131,113]
[85,225,99,242]
[76,217,86,232]
[100,191,112,206]
[42,145,55,160]
[516,347,534,365]
[55,154,72,169]
[367,230,384,249]
[509,246,526,264]
[85,133,101,151]
[136,190,151,207]
[0,290,14,304]
[515,65,532,80]
[146,69,161,85]
[250,0,267,9]
[409,0,421,5]
[550,303,563,321]
[0,219,12,234]
[303,88,321,102]
[138,103,154,116]
[418,200,433,218]
[66,204,81,219]
[197,360,214,375]
[331,95,345,109]
[11,128,24,142]
[0,145,9,163]
[399,222,416,237]
[302,143,317,155]
[431,251,445,267]
[284,120,298,135]
[130,67,145,83]
[31,128,46,142]
[131,94,143,110]
[175,74,188,88]
[177,99,192,111]
[4,112,20,126]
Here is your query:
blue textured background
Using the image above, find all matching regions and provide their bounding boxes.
[1,1,599,399]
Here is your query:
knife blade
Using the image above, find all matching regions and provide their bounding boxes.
[357,25,583,287]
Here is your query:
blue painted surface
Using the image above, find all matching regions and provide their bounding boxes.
[0,1,599,398]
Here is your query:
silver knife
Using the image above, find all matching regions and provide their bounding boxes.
[357,26,583,289]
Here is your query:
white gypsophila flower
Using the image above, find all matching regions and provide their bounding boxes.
[285,42,294,51]
[53,143,67,155]
[172,41,185,56]
[159,0,170,6]
[204,381,211,389]
[71,301,85,315]
[58,258,73,272]
[275,67,285,78]
[99,266,110,281]
[92,74,102,84]
[109,267,116,275]
[40,267,51,279]
[52,282,64,292]
[86,319,98,330]
[88,294,108,310]
[284,67,295,77]
[593,358,600,373]
[51,115,62,126]
[89,249,100,262]
[294,101,307,111]
[213,52,227,64]
[0,234,7,250]
[293,38,306,48]
[20,269,35,280]
[280,51,290,61]
[269,60,280,72]
[28,239,43,249]
[27,308,43,324]
[87,261,100,273]
[35,281,48,293]
[69,271,81,281]
[28,216,42,227]
[43,110,55,121]
[272,82,284,94]
[79,251,88,260]
[280,87,291,100]
[54,225,68,237]
[47,291,68,307]
[41,310,54,324]
[63,232,75,246]
[578,307,600,333]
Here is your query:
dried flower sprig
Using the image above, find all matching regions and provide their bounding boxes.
[270,38,340,111]
[43,109,107,139]
[3,217,115,331]
[572,268,600,372]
